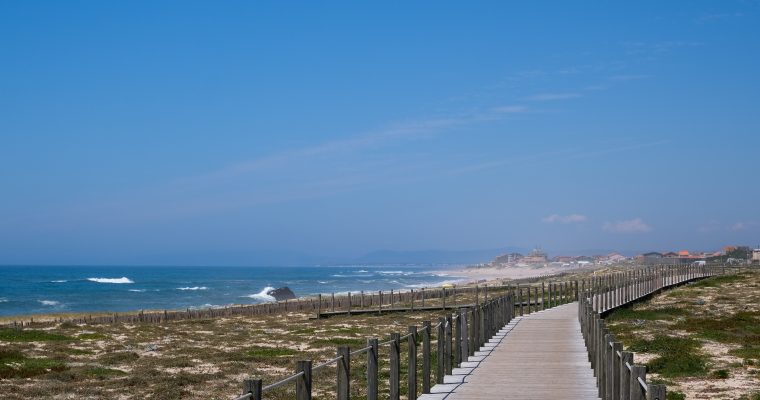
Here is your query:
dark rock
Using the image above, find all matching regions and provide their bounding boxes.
[267,287,296,301]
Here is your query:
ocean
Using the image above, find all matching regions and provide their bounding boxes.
[0,265,465,317]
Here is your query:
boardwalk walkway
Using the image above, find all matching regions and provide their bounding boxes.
[421,302,599,400]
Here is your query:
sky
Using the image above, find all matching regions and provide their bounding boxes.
[1,1,759,265]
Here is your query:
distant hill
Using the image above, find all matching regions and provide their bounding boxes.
[354,247,527,265]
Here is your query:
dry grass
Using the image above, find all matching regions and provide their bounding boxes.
[0,307,464,400]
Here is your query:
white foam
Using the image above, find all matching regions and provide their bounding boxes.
[318,281,329,284]
[243,286,276,302]
[87,277,134,284]
[405,280,458,289]
[38,300,60,306]
[177,286,208,291]
[0,298,8,303]
[128,289,147,293]
[51,280,68,283]
[378,270,404,275]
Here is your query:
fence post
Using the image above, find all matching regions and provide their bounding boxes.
[445,314,453,375]
[295,360,312,400]
[541,282,546,310]
[460,308,470,358]
[347,292,352,315]
[442,287,446,310]
[243,379,262,400]
[455,311,462,366]
[390,333,401,400]
[629,365,646,400]
[648,384,666,400]
[612,341,622,400]
[437,317,445,384]
[337,346,350,400]
[620,351,633,400]
[408,326,418,400]
[367,338,378,400]
[527,285,532,314]
[422,321,431,394]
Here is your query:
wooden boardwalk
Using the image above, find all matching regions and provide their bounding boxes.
[421,302,599,400]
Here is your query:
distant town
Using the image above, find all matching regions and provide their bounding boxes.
[472,245,760,269]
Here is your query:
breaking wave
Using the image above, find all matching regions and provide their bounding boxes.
[243,286,276,302]
[38,300,60,306]
[177,286,208,291]
[87,277,134,284]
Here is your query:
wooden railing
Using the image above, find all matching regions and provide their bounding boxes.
[231,280,579,400]
[578,264,724,400]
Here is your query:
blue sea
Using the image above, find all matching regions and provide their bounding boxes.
[0,265,465,317]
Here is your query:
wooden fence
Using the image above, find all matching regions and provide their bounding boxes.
[231,280,580,400]
[578,264,724,400]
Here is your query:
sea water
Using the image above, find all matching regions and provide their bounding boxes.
[0,265,464,317]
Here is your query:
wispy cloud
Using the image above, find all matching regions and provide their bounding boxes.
[491,105,529,114]
[602,218,652,234]
[731,221,757,231]
[526,93,582,101]
[542,214,588,224]
[695,12,743,24]
[609,74,650,81]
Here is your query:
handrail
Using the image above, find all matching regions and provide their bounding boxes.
[230,283,527,400]
[578,263,724,400]
[262,371,304,391]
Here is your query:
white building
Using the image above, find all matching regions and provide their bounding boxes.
[753,248,760,263]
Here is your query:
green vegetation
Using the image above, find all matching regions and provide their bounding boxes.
[607,306,686,322]
[77,332,108,340]
[0,328,73,342]
[244,346,298,360]
[667,391,686,400]
[0,349,67,378]
[83,366,128,379]
[689,274,745,288]
[628,335,708,377]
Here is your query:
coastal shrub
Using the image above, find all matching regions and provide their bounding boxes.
[730,345,760,362]
[310,337,366,348]
[244,346,298,361]
[675,311,760,345]
[647,352,707,377]
[627,335,707,377]
[627,335,699,354]
[667,391,686,400]
[77,333,108,340]
[711,369,730,379]
[83,366,127,379]
[0,349,67,378]
[98,351,139,365]
[607,306,685,322]
[689,274,743,288]
[0,328,73,342]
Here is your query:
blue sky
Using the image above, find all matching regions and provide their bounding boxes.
[1,1,759,265]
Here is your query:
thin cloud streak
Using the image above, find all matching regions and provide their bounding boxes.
[526,93,582,101]
[543,214,588,224]
[603,218,652,234]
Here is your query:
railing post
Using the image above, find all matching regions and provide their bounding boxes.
[295,360,312,400]
[445,314,453,375]
[629,365,646,400]
[620,351,633,400]
[422,321,431,394]
[460,308,470,358]
[437,317,445,384]
[541,282,546,310]
[455,311,462,366]
[390,333,401,400]
[243,379,262,400]
[648,384,666,399]
[612,342,622,400]
[337,346,350,400]
[367,338,378,400]
[408,326,418,400]
[517,285,523,315]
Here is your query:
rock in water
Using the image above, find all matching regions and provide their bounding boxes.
[267,287,296,301]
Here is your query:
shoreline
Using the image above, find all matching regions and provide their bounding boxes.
[0,264,580,324]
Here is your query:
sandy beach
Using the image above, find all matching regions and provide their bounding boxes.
[443,264,579,285]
